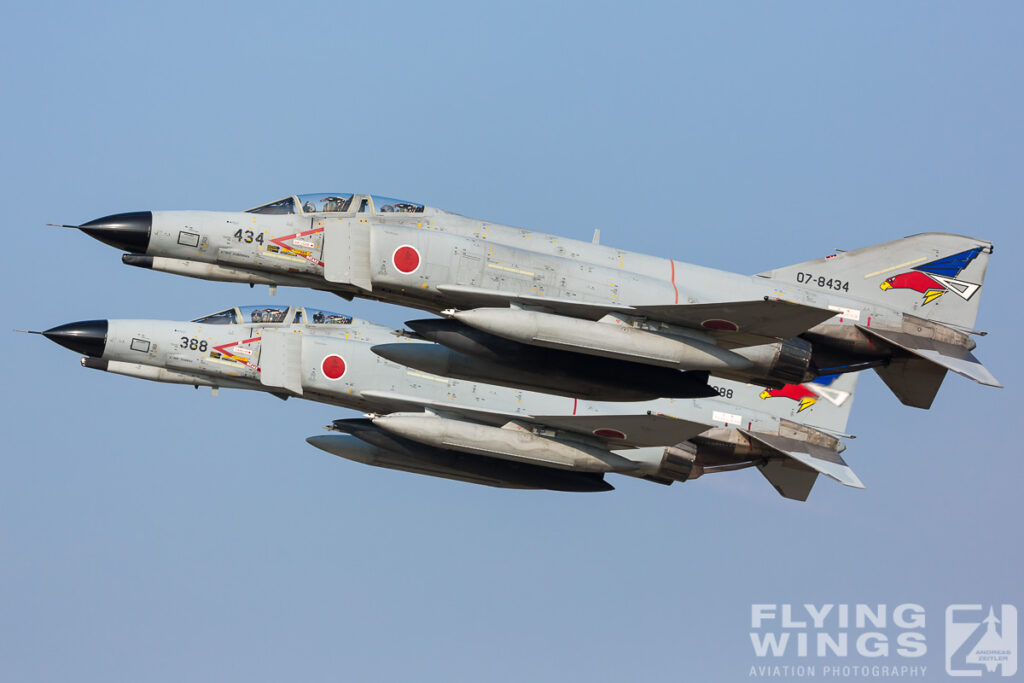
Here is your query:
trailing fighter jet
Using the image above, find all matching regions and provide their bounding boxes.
[33,303,862,501]
[60,192,999,408]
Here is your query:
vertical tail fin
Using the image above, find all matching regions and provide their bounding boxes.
[717,371,860,435]
[759,232,993,330]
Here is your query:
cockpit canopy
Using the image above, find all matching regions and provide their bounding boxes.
[246,193,424,215]
[191,305,353,326]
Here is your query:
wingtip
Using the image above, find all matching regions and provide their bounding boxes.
[838,474,866,490]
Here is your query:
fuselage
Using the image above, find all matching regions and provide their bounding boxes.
[91,193,904,355]
[96,312,786,434]
[40,303,859,495]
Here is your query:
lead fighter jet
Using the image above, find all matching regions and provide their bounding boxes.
[62,192,999,408]
[34,303,862,501]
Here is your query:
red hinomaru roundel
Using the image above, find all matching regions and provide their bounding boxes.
[392,245,421,274]
[321,354,347,380]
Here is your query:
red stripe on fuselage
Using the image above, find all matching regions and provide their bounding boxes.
[270,227,325,267]
[670,259,679,304]
[213,336,262,371]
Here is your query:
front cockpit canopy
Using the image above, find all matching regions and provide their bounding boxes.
[246,193,424,215]
[191,305,353,326]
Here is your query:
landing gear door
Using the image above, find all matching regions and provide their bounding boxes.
[322,217,373,292]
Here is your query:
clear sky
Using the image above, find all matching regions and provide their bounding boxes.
[2,2,1021,681]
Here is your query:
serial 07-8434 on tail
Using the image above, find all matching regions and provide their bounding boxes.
[34,303,864,501]
[60,192,999,410]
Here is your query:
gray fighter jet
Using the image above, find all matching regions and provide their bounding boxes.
[61,192,998,408]
[35,303,862,500]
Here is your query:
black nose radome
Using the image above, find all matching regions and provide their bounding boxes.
[79,211,152,253]
[42,320,108,358]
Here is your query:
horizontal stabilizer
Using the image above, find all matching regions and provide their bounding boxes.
[743,430,864,490]
[857,325,1002,388]
[874,356,947,409]
[632,300,837,347]
[756,459,819,501]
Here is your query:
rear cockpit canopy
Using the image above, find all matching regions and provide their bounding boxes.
[246,193,425,215]
[191,305,353,326]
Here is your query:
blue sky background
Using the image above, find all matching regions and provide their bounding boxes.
[2,3,1021,681]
